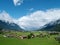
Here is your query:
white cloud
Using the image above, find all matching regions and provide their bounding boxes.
[13,0,23,6]
[1,9,60,31]
[18,9,60,30]
[0,11,17,24]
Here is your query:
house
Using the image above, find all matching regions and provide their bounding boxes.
[19,35,27,39]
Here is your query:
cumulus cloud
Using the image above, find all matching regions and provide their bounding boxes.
[18,9,60,30]
[13,0,23,6]
[0,11,17,24]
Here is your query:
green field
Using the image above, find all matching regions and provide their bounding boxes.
[0,31,60,45]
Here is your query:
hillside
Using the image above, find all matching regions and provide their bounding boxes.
[38,19,60,31]
[0,20,23,31]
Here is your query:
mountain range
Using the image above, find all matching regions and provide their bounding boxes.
[0,11,60,31]
[0,20,23,31]
[0,18,60,31]
[38,19,60,31]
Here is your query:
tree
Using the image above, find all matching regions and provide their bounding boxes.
[0,28,3,34]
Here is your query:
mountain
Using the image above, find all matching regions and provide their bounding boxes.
[0,20,23,31]
[38,19,60,31]
[0,11,23,31]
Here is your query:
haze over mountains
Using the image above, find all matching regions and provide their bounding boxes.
[0,9,60,31]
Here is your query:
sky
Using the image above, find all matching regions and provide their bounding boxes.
[0,0,60,18]
[0,0,60,30]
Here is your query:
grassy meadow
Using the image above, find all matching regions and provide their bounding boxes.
[0,31,60,45]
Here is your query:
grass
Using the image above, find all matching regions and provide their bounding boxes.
[0,31,60,45]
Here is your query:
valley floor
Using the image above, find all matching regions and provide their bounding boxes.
[0,31,60,45]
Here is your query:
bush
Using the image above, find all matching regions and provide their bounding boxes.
[27,35,31,39]
[55,36,60,43]
[0,28,3,34]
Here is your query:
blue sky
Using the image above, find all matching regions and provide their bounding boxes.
[0,0,60,30]
[0,0,60,19]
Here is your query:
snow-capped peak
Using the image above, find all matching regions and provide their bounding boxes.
[0,11,16,24]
